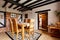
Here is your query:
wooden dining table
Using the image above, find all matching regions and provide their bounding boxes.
[18,23,27,40]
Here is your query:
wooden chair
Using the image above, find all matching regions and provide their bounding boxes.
[24,19,34,40]
[8,18,14,36]
[12,18,22,40]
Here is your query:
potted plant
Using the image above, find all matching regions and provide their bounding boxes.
[55,11,60,22]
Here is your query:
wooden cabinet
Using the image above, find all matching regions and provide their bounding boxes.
[48,25,60,37]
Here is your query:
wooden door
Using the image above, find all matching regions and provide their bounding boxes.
[38,12,48,30]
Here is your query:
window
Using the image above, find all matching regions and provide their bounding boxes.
[18,14,22,23]
[0,11,6,28]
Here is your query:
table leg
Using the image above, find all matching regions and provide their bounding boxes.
[22,26,24,40]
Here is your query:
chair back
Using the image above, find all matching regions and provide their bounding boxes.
[24,19,34,28]
[12,18,18,32]
[24,19,30,23]
[30,19,34,28]
[9,18,14,32]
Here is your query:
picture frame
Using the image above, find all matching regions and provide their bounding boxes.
[0,11,6,28]
[11,13,16,18]
[25,14,28,18]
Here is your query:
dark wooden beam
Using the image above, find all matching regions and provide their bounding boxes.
[28,0,49,7]
[13,0,20,9]
[4,0,32,10]
[18,7,29,11]
[16,0,20,2]
[31,0,60,9]
[2,1,8,7]
[35,9,51,13]
[19,9,27,11]
[25,0,42,7]
[8,4,14,8]
[13,5,20,9]
[21,0,32,5]
[17,8,23,10]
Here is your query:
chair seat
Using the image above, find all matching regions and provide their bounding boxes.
[25,26,29,29]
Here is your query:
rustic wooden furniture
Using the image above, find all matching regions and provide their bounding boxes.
[47,22,60,37]
[24,19,34,40]
[18,23,26,40]
[12,18,27,40]
[12,18,22,40]
[8,18,14,36]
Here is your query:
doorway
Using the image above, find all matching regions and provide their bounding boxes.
[38,12,48,30]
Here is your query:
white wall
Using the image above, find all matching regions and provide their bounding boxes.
[23,2,60,30]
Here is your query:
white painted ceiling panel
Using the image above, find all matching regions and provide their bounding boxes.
[11,5,17,8]
[19,0,27,4]
[31,0,55,8]
[24,0,37,6]
[6,3,11,7]
[0,0,5,7]
[27,0,46,7]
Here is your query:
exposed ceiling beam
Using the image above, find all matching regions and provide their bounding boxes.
[8,4,14,8]
[21,9,31,12]
[18,7,29,11]
[35,9,51,13]
[16,0,20,2]
[19,9,27,11]
[25,0,42,7]
[4,0,32,10]
[13,0,20,9]
[17,8,23,10]
[13,5,20,9]
[31,0,59,9]
[17,7,29,11]
[21,0,32,5]
[28,0,49,8]
[2,1,8,7]
[8,0,20,8]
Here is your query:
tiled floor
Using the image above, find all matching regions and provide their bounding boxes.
[0,30,60,40]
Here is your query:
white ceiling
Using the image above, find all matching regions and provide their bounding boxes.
[0,0,57,12]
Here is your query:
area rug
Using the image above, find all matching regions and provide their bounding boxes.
[6,31,41,40]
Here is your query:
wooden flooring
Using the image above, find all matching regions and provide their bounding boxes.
[0,32,11,40]
[38,30,60,40]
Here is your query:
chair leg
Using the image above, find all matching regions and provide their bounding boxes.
[16,31,18,40]
[28,31,30,40]
[32,30,34,36]
[11,32,14,37]
[11,26,14,37]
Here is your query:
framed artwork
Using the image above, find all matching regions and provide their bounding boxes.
[25,14,28,18]
[0,11,6,28]
[10,13,22,23]
[11,13,16,18]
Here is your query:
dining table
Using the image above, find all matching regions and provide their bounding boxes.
[18,23,27,40]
